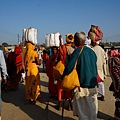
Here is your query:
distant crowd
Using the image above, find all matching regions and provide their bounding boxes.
[0,25,120,120]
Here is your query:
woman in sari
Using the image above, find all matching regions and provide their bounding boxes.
[7,45,23,90]
[46,46,58,98]
[108,47,120,120]
[24,42,41,104]
[57,34,74,110]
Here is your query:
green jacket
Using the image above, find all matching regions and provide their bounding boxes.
[63,46,98,88]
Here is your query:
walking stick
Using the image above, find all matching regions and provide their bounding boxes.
[62,91,66,119]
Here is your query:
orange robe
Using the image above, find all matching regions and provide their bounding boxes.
[57,44,73,101]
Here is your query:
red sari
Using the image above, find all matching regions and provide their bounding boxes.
[7,45,23,90]
[46,53,58,97]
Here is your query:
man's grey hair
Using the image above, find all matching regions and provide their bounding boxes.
[74,32,86,41]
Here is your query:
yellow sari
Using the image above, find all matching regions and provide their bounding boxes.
[24,42,40,102]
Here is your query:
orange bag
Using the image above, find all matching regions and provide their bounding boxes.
[53,60,65,79]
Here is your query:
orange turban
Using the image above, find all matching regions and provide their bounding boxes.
[65,33,74,43]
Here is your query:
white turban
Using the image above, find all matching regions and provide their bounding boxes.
[84,38,91,45]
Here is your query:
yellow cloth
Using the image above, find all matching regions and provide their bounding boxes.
[24,42,40,101]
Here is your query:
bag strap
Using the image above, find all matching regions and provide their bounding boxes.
[74,46,84,68]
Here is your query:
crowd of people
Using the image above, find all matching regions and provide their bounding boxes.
[0,28,120,119]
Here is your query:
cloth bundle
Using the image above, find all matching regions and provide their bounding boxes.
[22,28,37,45]
[88,25,103,42]
[65,33,74,43]
[45,32,63,47]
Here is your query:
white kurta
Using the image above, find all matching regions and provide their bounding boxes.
[73,87,98,120]
[92,45,106,97]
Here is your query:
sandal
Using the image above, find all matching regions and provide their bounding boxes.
[25,100,31,104]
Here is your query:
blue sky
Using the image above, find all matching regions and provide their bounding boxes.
[0,0,120,45]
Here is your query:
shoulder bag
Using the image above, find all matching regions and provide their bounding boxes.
[61,47,84,91]
[53,60,65,80]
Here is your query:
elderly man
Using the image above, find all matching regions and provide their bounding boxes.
[0,49,8,118]
[63,31,98,120]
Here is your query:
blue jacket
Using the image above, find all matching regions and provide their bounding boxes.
[63,46,98,88]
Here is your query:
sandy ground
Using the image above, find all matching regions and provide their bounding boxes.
[1,65,115,120]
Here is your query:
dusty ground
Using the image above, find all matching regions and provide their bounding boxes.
[1,65,115,120]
